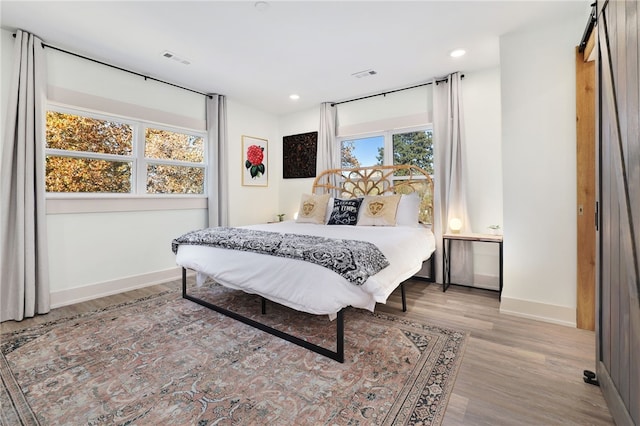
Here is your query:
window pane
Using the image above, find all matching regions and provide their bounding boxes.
[145,128,204,163]
[341,136,384,168]
[45,156,131,193]
[46,111,132,155]
[392,130,433,175]
[146,164,204,194]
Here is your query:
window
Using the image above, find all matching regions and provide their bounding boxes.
[339,127,433,175]
[45,108,206,195]
[341,135,384,168]
[392,129,433,175]
[144,128,204,194]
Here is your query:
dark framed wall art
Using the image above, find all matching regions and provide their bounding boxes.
[282,131,318,179]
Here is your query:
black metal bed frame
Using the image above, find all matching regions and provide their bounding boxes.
[181,254,435,363]
[181,268,345,362]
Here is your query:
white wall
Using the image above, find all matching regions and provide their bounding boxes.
[277,107,321,219]
[46,47,205,127]
[337,85,432,136]
[226,99,280,225]
[500,14,585,325]
[0,29,278,307]
[46,209,206,292]
[463,68,503,285]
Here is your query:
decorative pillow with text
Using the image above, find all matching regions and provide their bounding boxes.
[327,198,363,225]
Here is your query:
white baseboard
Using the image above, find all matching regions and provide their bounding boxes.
[499,296,576,327]
[50,267,186,309]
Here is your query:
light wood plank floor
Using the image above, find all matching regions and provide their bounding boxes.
[2,279,614,425]
[380,280,614,426]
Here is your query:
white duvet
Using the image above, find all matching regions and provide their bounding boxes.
[175,221,435,316]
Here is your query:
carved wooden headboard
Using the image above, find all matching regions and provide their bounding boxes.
[312,165,434,224]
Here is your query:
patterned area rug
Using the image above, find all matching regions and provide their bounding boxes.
[1,284,467,425]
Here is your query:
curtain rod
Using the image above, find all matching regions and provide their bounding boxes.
[330,74,464,107]
[13,32,211,98]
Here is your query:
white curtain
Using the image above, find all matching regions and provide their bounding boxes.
[433,72,473,285]
[1,30,50,322]
[317,102,339,195]
[206,94,229,227]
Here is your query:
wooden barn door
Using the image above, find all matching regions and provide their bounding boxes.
[596,1,640,424]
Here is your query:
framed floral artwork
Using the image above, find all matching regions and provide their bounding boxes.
[242,135,268,186]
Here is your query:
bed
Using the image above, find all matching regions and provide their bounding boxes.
[173,165,435,362]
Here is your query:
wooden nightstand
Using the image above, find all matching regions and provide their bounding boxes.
[442,232,503,300]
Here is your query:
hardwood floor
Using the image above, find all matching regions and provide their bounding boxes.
[1,279,614,425]
[379,280,614,426]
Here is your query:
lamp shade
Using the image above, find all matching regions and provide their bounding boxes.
[449,217,462,233]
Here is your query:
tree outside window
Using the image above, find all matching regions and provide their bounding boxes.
[339,128,433,175]
[391,130,433,175]
[45,110,205,194]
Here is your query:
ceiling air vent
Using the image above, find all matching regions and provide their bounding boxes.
[161,51,191,65]
[352,69,377,78]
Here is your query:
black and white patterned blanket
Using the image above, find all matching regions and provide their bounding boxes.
[172,227,389,285]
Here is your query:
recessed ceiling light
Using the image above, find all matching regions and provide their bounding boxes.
[450,49,466,58]
[289,94,300,100]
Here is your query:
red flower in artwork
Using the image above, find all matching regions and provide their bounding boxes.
[246,145,264,165]
[245,144,265,178]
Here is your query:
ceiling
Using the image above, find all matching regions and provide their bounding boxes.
[1,1,590,115]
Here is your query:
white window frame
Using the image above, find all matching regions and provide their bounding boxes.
[45,103,208,214]
[337,124,434,175]
[137,122,207,196]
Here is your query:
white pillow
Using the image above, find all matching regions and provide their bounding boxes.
[395,193,420,227]
[296,193,330,224]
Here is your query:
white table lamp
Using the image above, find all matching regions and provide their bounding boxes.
[449,217,462,233]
